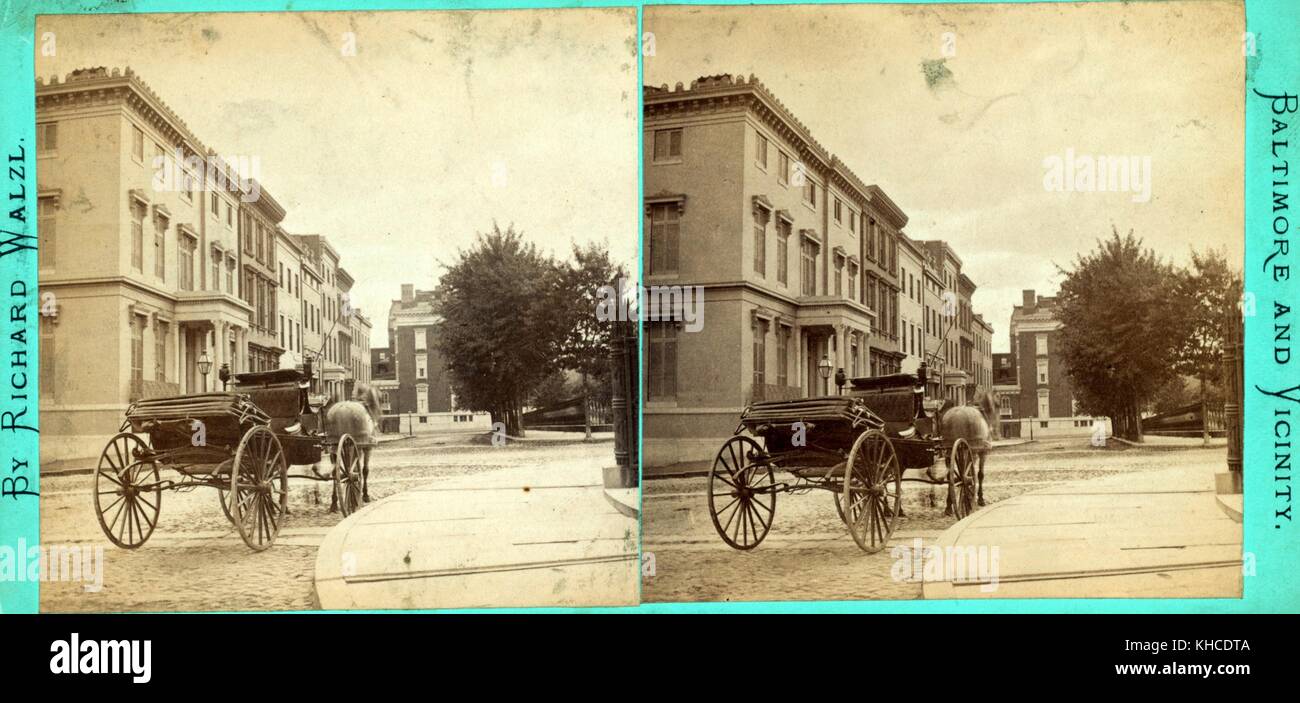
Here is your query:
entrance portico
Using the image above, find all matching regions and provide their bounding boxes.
[174,292,252,394]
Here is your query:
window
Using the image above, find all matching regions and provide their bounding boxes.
[154,320,168,382]
[130,200,145,272]
[154,216,167,279]
[1037,389,1050,419]
[36,123,57,154]
[866,220,877,261]
[752,320,767,388]
[130,315,144,382]
[776,219,791,285]
[800,238,817,296]
[850,212,857,234]
[1037,358,1049,384]
[40,317,55,399]
[1036,334,1048,356]
[648,203,679,274]
[850,336,860,377]
[647,323,677,399]
[415,328,427,351]
[417,384,429,414]
[848,264,857,301]
[178,234,195,291]
[776,326,789,387]
[211,250,221,291]
[182,170,194,203]
[834,198,843,223]
[753,207,768,277]
[834,257,843,297]
[416,353,428,380]
[804,179,817,206]
[211,192,219,216]
[755,132,768,168]
[653,129,682,161]
[38,197,55,268]
[226,258,234,293]
[131,125,144,163]
[778,151,790,185]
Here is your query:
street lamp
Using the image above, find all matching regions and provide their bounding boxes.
[818,355,832,396]
[218,362,231,391]
[835,368,847,395]
[197,351,212,392]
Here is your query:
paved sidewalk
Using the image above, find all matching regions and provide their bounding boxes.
[922,462,1242,599]
[314,455,638,610]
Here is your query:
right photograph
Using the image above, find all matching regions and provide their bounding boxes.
[641,1,1246,602]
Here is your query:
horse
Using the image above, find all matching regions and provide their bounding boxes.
[936,391,995,513]
[323,390,379,510]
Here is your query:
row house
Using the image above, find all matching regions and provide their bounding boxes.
[1005,289,1107,438]
[294,235,350,400]
[35,67,371,463]
[276,230,307,373]
[36,67,258,462]
[643,74,908,467]
[238,180,284,372]
[378,284,486,431]
[897,234,928,377]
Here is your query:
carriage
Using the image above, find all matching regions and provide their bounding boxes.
[92,366,367,551]
[707,366,980,553]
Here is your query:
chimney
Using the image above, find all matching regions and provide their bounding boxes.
[401,284,414,304]
[1022,289,1036,309]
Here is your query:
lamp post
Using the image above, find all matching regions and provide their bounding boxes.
[197,351,212,393]
[835,368,847,395]
[218,362,230,391]
[818,354,832,396]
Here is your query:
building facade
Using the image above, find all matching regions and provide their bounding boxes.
[36,68,372,462]
[1007,289,1109,438]
[644,74,933,466]
[382,284,488,431]
[36,67,259,462]
[897,234,927,376]
[276,229,306,372]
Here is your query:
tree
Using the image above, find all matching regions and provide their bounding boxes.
[1170,249,1241,444]
[1055,228,1182,441]
[432,224,567,437]
[555,241,624,438]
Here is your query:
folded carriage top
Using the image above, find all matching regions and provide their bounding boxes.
[739,396,884,430]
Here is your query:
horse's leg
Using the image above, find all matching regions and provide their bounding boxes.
[977,450,987,506]
[942,451,954,517]
[362,447,371,502]
[327,451,339,512]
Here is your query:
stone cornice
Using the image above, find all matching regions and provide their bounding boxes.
[867,185,909,229]
[37,67,282,213]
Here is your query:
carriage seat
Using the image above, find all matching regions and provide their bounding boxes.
[231,381,305,420]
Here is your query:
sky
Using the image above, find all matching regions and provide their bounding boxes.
[646,1,1245,353]
[36,9,639,347]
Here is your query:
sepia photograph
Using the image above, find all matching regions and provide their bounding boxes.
[640,1,1246,602]
[33,9,639,611]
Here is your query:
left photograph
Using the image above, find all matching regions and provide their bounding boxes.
[34,9,639,611]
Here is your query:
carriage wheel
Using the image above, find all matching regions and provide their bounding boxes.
[93,432,161,549]
[216,460,236,525]
[333,434,364,517]
[843,429,902,554]
[948,438,978,519]
[230,425,288,551]
[707,435,776,550]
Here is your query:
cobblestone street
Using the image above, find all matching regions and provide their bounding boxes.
[39,433,613,612]
[642,439,1230,603]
